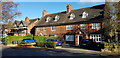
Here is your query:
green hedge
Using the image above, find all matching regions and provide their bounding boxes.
[34,36,61,43]
[36,42,56,48]
[3,35,62,45]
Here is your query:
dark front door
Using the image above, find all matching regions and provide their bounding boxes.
[79,36,83,45]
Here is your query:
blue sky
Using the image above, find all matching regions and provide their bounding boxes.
[15,2,105,21]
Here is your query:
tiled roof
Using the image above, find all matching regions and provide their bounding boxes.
[18,18,38,27]
[36,4,105,27]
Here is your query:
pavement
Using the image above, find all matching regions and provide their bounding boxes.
[1,44,120,57]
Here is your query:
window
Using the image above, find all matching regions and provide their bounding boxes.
[54,15,60,21]
[51,26,56,31]
[65,35,74,41]
[19,23,23,27]
[82,11,88,18]
[66,25,73,30]
[80,24,85,29]
[36,27,40,31]
[43,27,46,31]
[92,23,100,29]
[90,34,102,42]
[14,24,17,28]
[46,17,51,22]
[69,13,75,20]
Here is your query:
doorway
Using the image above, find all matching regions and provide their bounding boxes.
[78,36,83,45]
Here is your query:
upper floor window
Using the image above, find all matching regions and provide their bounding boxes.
[14,24,17,28]
[90,34,102,42]
[51,26,56,31]
[46,17,51,22]
[43,27,46,31]
[19,23,23,27]
[69,13,75,20]
[82,11,88,18]
[66,25,73,30]
[80,24,85,29]
[54,15,60,21]
[36,27,40,31]
[92,23,100,29]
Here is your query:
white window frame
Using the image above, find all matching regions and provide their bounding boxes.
[54,15,60,21]
[90,34,102,42]
[69,13,75,20]
[82,11,88,18]
[80,24,86,29]
[51,26,56,31]
[66,25,73,30]
[36,27,40,31]
[65,35,74,41]
[92,23,101,29]
[14,24,17,27]
[46,17,51,22]
[43,27,46,31]
[19,23,23,27]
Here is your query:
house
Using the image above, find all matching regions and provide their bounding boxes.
[35,4,105,46]
[0,21,13,38]
[11,17,39,36]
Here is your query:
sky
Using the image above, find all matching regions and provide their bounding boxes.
[15,2,105,21]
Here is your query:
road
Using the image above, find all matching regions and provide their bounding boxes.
[1,44,119,58]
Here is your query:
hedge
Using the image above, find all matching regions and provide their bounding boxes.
[2,35,62,45]
[34,36,62,43]
[36,42,56,48]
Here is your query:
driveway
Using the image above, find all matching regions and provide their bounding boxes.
[1,44,120,57]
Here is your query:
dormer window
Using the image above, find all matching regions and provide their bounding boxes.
[46,17,51,22]
[54,15,60,21]
[14,24,17,28]
[69,13,75,20]
[82,11,88,18]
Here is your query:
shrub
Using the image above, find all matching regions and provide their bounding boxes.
[36,42,56,48]
[36,42,45,47]
[45,42,56,48]
[23,35,33,39]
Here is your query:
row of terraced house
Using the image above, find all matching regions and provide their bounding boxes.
[1,4,107,46]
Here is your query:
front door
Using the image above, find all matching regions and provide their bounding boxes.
[78,36,83,45]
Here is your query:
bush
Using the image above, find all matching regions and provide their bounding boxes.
[23,35,33,39]
[34,36,62,43]
[36,42,56,48]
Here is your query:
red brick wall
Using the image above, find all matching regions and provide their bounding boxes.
[35,23,102,45]
[36,23,102,36]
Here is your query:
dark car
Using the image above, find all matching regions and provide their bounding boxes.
[79,39,91,48]
[22,39,35,43]
[45,39,62,46]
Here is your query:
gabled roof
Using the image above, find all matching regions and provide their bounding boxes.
[13,20,20,26]
[35,4,105,27]
[17,18,38,27]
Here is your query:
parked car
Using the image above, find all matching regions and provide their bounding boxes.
[45,39,62,46]
[22,39,35,43]
[12,41,20,44]
[79,39,91,48]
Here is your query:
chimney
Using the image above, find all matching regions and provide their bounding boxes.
[42,10,48,17]
[66,4,72,13]
[8,21,12,25]
[25,16,29,21]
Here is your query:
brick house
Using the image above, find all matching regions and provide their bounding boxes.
[11,17,39,36]
[35,4,105,46]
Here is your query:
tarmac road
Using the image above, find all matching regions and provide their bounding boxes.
[1,44,119,58]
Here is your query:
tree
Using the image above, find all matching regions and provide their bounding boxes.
[103,1,120,42]
[0,1,21,24]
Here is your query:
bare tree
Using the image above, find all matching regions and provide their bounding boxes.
[104,1,120,42]
[0,1,21,24]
